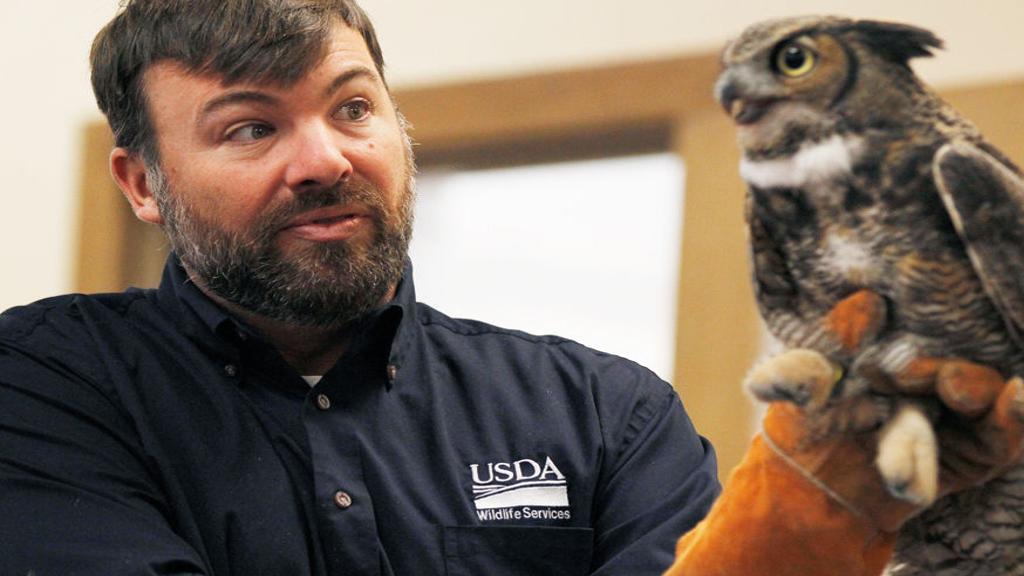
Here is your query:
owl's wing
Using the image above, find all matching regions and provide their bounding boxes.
[934,141,1024,347]
[745,189,799,310]
[744,188,823,353]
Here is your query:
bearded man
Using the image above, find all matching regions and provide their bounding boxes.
[0,1,719,573]
[2,2,1023,575]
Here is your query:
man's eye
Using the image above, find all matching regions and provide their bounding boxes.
[227,123,275,142]
[339,100,372,121]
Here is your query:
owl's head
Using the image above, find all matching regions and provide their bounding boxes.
[715,16,942,155]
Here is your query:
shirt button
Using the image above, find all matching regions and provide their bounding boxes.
[316,394,331,411]
[224,364,238,377]
[386,364,398,383]
[333,490,353,509]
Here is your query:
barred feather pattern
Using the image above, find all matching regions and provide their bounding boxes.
[887,464,1024,575]
[742,97,1024,576]
[748,131,1024,571]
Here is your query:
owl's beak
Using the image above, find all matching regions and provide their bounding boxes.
[727,98,749,122]
[727,98,774,125]
[715,72,774,125]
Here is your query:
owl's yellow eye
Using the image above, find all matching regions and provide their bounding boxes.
[775,43,816,77]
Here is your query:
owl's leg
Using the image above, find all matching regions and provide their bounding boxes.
[748,290,889,409]
[762,289,888,361]
[859,340,1010,508]
[852,336,965,507]
[876,402,939,506]
[852,336,933,393]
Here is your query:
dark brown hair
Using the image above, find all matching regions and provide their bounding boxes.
[90,0,386,163]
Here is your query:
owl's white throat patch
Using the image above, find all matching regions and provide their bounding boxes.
[740,134,863,190]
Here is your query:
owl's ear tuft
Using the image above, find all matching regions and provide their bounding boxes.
[846,20,944,66]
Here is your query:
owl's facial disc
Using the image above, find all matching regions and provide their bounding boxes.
[717,32,847,136]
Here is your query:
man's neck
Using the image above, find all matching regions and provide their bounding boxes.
[187,272,396,375]
[229,308,355,376]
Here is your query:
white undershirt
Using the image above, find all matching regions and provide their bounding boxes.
[302,375,323,387]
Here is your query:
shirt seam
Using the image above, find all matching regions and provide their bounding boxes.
[417,314,622,355]
[612,390,676,474]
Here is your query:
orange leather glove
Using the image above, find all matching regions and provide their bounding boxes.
[664,291,1024,576]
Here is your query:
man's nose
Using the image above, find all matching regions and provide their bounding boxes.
[283,123,353,190]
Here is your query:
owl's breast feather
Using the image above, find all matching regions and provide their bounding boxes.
[740,134,865,190]
[821,233,881,285]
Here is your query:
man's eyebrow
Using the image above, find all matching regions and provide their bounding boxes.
[196,67,379,123]
[323,66,379,98]
[198,91,280,124]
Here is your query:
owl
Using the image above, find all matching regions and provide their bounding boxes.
[716,16,1024,574]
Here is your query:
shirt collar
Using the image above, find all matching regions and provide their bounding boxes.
[160,254,239,339]
[157,253,418,385]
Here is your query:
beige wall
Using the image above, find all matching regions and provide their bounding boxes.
[369,0,1024,88]
[2,0,1023,313]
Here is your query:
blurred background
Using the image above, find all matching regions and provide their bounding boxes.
[3,0,1024,474]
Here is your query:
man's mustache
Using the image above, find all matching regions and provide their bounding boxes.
[260,180,385,233]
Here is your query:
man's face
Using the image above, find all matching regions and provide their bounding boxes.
[141,25,415,326]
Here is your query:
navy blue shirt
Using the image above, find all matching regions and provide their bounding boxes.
[0,256,719,575]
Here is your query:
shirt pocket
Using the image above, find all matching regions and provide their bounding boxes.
[443,525,594,576]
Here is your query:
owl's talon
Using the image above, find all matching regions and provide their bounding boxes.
[884,478,913,501]
[745,349,842,410]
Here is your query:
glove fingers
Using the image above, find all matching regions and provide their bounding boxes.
[824,289,887,356]
[936,376,1024,493]
[936,361,1005,419]
[877,356,1004,409]
[980,376,1024,462]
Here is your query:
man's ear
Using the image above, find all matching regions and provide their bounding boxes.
[110,147,164,225]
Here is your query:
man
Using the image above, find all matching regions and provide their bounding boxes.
[0,1,1020,575]
[1,1,717,574]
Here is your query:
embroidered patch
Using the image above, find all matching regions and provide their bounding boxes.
[468,456,571,521]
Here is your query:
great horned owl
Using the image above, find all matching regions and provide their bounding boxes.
[716,16,1024,574]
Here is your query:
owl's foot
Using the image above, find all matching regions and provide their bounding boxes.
[876,403,939,506]
[747,348,892,439]
[745,349,841,411]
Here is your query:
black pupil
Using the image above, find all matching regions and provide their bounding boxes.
[783,46,806,70]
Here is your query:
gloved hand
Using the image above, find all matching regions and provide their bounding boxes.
[666,290,1024,576]
[754,289,1024,532]
[760,362,1024,533]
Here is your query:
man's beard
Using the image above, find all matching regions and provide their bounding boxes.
[150,166,415,328]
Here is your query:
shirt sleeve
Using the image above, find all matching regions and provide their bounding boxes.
[0,339,208,575]
[587,364,721,575]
